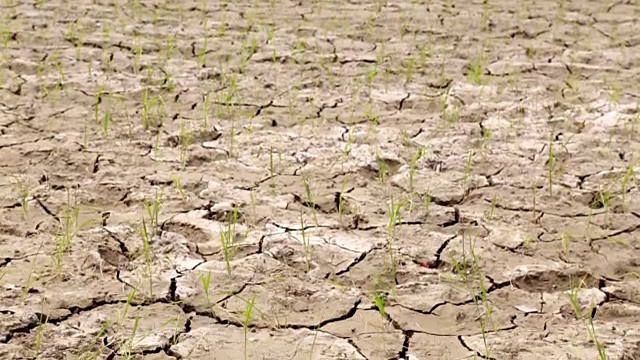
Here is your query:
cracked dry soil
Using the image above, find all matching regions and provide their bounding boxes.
[2,0,640,359]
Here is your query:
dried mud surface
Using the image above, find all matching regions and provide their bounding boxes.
[2,0,640,359]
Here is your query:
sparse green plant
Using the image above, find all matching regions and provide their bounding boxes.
[119,311,141,358]
[269,147,277,196]
[101,103,112,136]
[467,52,485,86]
[342,126,354,160]
[376,155,388,185]
[338,177,349,225]
[14,177,30,220]
[199,271,212,306]
[620,157,638,210]
[229,120,236,158]
[301,174,318,227]
[449,232,496,358]
[547,131,555,196]
[249,188,257,225]
[77,319,112,359]
[560,231,573,260]
[52,188,88,273]
[52,55,65,84]
[463,150,474,189]
[174,176,186,202]
[408,147,424,193]
[566,277,608,360]
[403,55,416,84]
[197,24,214,64]
[220,205,240,276]
[118,288,137,325]
[203,92,210,129]
[139,218,154,298]
[34,309,50,358]
[1,25,10,49]
[423,191,432,215]
[386,198,404,280]
[179,121,192,168]
[243,293,257,360]
[486,195,497,220]
[372,291,387,319]
[300,213,312,273]
[143,189,162,236]
[142,87,152,129]
[366,65,377,93]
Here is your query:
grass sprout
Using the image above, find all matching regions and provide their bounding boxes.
[220,205,240,276]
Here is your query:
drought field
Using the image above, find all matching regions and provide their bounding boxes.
[1,0,640,359]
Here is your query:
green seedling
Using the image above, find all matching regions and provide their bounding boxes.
[132,37,142,74]
[531,185,538,215]
[164,35,177,63]
[243,294,257,360]
[199,271,212,306]
[220,206,240,276]
[14,177,30,220]
[467,55,485,86]
[301,174,318,228]
[401,130,411,148]
[598,189,615,225]
[140,218,154,298]
[52,188,87,273]
[21,238,45,301]
[403,55,416,84]
[2,25,10,49]
[386,198,404,280]
[269,147,277,196]
[621,157,638,210]
[143,189,162,236]
[179,121,192,168]
[408,147,424,193]
[119,311,141,358]
[547,132,555,196]
[366,65,377,92]
[365,102,379,128]
[376,155,389,185]
[229,120,236,158]
[34,310,50,358]
[249,189,257,225]
[174,176,186,202]
[102,107,112,136]
[118,288,137,325]
[448,232,496,358]
[142,87,151,129]
[203,92,210,129]
[566,277,607,360]
[463,150,474,189]
[308,330,319,360]
[417,43,432,69]
[466,233,496,358]
[342,126,354,160]
[372,291,387,319]
[52,55,65,83]
[338,177,349,225]
[300,213,311,273]
[560,232,571,260]
[481,0,491,31]
[423,191,432,216]
[487,195,497,220]
[77,319,112,359]
[198,22,210,67]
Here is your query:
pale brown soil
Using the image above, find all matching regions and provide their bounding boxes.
[2,0,640,359]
